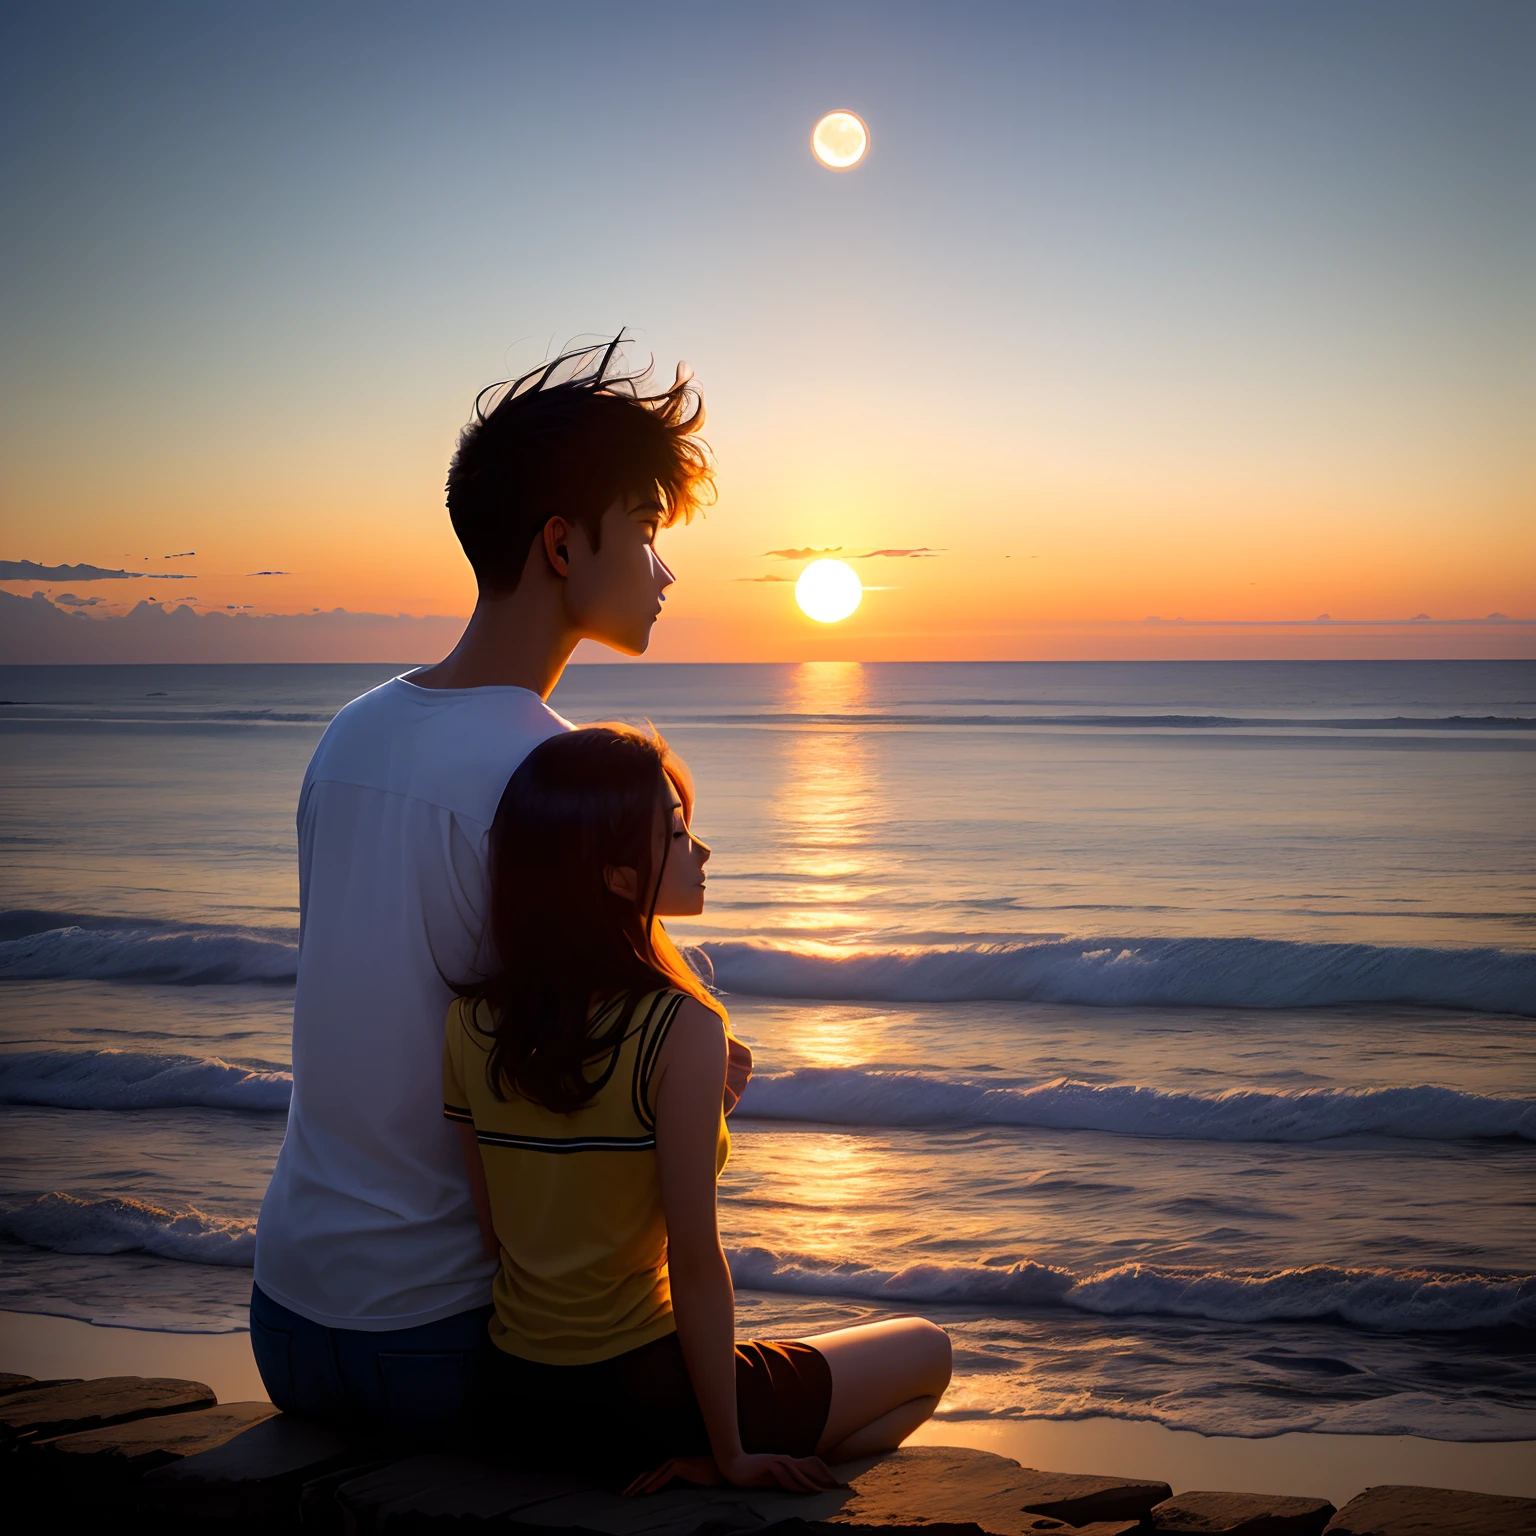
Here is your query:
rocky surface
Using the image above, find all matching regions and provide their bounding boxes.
[1152,1489,1335,1534]
[1324,1484,1536,1536]
[328,1453,592,1529]
[823,1446,1172,1530]
[0,1373,215,1443]
[323,1444,1167,1535]
[23,1400,282,1482]
[0,1372,80,1396]
[4,1370,1534,1535]
[139,1409,386,1521]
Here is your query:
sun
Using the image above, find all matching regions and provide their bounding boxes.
[796,559,863,623]
[811,111,869,170]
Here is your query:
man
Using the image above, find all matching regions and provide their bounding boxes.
[252,337,716,1437]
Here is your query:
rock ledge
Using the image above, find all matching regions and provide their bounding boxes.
[6,1372,1535,1536]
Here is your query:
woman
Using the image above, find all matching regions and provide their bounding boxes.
[445,724,951,1492]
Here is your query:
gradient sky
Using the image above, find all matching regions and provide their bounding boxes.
[2,1,1531,661]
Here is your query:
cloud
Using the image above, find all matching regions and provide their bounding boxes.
[1141,612,1534,628]
[0,590,467,663]
[53,593,102,608]
[734,574,796,583]
[164,551,196,558]
[247,570,291,576]
[0,559,141,581]
[759,546,944,561]
[0,560,198,582]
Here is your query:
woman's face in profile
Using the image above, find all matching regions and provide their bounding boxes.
[652,780,710,917]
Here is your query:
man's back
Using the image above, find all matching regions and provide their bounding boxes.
[254,674,569,1329]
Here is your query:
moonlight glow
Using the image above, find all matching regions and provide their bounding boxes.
[795,559,863,623]
[811,111,869,170]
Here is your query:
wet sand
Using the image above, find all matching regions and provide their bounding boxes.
[5,1309,1532,1510]
[906,1415,1536,1509]
[1,1308,267,1401]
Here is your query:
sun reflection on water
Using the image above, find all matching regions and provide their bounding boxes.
[772,663,884,931]
[724,1128,891,1260]
[776,1004,874,1069]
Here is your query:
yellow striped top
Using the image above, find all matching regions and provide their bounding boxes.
[443,988,729,1365]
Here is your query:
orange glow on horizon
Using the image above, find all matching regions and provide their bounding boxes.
[3,387,1531,661]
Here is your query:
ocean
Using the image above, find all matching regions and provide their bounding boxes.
[1,659,1533,1443]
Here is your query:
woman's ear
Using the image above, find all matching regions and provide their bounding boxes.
[604,864,640,902]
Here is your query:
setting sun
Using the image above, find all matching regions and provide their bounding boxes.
[795,558,863,622]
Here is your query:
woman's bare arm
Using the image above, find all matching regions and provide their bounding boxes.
[455,1122,499,1261]
[653,1001,739,1466]
[652,999,833,1492]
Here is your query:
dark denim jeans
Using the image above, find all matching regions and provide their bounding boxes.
[250,1283,493,1442]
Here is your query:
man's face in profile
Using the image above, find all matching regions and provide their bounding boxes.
[563,493,677,655]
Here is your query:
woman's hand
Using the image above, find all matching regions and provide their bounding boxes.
[624,1454,720,1495]
[719,1450,838,1491]
[625,1451,837,1496]
[723,1031,752,1114]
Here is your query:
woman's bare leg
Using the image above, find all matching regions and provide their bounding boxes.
[803,1317,952,1460]
[821,1393,943,1460]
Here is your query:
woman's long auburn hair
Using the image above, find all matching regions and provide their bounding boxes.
[460,723,725,1113]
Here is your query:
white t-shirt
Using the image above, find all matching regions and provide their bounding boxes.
[255,675,571,1330]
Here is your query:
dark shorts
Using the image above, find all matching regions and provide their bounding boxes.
[466,1329,832,1477]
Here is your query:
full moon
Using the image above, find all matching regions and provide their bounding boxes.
[811,110,868,170]
[796,558,863,623]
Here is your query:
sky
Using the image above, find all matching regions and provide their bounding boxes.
[1,1,1532,662]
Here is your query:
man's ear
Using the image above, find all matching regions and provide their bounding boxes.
[542,517,573,577]
[604,864,639,902]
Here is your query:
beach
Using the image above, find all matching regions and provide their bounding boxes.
[2,659,1533,1490]
[5,1310,1534,1510]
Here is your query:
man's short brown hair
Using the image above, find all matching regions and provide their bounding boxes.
[446,335,715,592]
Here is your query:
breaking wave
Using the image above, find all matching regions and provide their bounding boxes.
[0,1193,255,1266]
[8,1050,1529,1145]
[0,1049,291,1111]
[727,1248,1536,1331]
[5,913,1532,1014]
[699,936,1536,1014]
[736,1068,1536,1142]
[0,913,297,984]
[4,1194,1527,1333]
